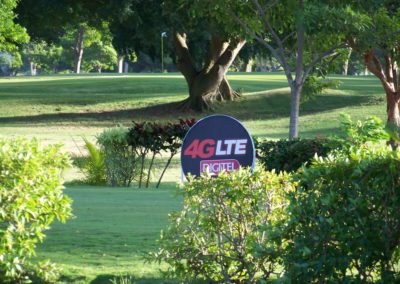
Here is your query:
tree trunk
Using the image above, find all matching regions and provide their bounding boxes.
[364,66,369,76]
[269,56,277,72]
[289,84,301,139]
[259,56,268,72]
[288,2,305,140]
[123,62,129,73]
[387,92,400,127]
[74,25,85,74]
[241,58,253,72]
[174,32,245,111]
[364,50,400,145]
[30,62,37,76]
[342,47,352,75]
[117,55,124,73]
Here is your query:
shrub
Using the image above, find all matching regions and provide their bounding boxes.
[335,114,389,150]
[301,75,341,104]
[255,137,335,173]
[255,115,388,174]
[74,138,106,185]
[281,144,400,282]
[0,139,73,282]
[127,118,196,188]
[97,127,138,187]
[153,167,294,283]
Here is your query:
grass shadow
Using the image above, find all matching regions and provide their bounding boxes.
[90,274,178,284]
[218,91,378,121]
[0,90,379,126]
[0,101,190,126]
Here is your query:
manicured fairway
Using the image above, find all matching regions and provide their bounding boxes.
[0,73,386,152]
[36,185,181,283]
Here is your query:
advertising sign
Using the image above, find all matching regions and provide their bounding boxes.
[181,115,255,177]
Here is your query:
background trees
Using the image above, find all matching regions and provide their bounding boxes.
[16,0,109,73]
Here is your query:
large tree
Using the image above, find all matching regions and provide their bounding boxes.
[348,1,400,138]
[165,0,246,111]
[107,0,246,111]
[207,0,362,138]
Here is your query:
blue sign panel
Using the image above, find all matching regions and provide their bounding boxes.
[181,115,255,177]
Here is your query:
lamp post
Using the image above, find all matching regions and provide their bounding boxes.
[161,32,167,73]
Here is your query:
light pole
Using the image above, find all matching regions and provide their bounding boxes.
[161,32,167,73]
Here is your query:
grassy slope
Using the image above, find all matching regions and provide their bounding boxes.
[0,73,385,141]
[0,73,387,283]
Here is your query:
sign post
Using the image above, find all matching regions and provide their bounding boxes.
[181,115,255,178]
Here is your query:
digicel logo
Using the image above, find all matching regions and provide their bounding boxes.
[200,159,240,175]
[183,139,248,159]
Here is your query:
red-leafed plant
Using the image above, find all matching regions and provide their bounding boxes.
[127,118,196,188]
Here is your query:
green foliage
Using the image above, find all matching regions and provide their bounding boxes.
[127,119,196,188]
[82,42,117,72]
[81,22,117,73]
[59,22,114,72]
[22,41,63,74]
[97,127,138,187]
[0,52,22,76]
[301,75,341,104]
[255,137,335,173]
[153,167,294,283]
[0,138,72,282]
[281,144,400,282]
[75,138,106,185]
[336,114,390,150]
[0,0,29,54]
[255,115,389,173]
[110,274,135,284]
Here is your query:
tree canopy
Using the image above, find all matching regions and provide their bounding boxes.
[0,0,29,54]
[346,1,400,140]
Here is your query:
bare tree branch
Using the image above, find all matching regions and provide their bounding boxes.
[251,0,283,50]
[281,31,295,45]
[262,0,279,11]
[302,44,349,84]
[226,9,277,58]
[251,0,293,83]
[295,1,305,86]
[226,7,294,84]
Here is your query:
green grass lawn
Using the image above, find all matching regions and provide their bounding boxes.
[0,73,386,142]
[0,72,388,283]
[36,185,181,284]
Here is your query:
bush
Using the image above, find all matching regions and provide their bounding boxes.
[153,167,294,283]
[335,114,389,151]
[0,139,73,282]
[127,118,196,188]
[97,127,138,187]
[281,144,400,282]
[255,137,335,173]
[301,75,341,104]
[74,138,107,185]
[255,115,388,174]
